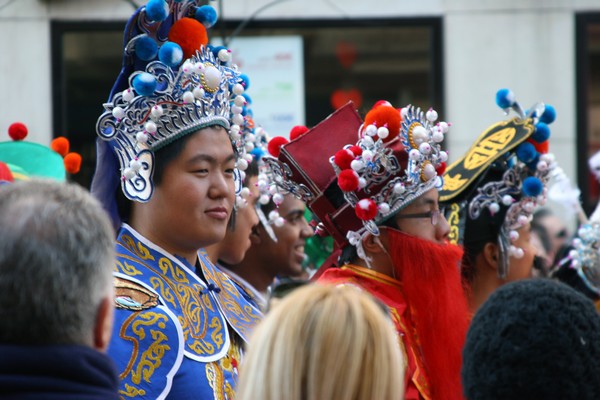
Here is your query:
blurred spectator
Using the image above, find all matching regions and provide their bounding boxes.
[236,284,405,400]
[462,279,600,400]
[0,180,117,399]
[532,208,570,265]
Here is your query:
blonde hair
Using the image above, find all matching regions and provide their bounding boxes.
[236,283,405,400]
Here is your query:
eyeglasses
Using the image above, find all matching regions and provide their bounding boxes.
[395,208,445,226]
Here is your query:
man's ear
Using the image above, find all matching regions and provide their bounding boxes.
[362,231,389,255]
[93,296,114,352]
[482,242,500,271]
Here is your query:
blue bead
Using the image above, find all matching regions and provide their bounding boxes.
[158,42,183,68]
[532,122,550,143]
[540,104,556,124]
[195,5,218,28]
[133,72,157,97]
[515,142,537,163]
[146,0,169,22]
[522,176,543,197]
[496,88,515,109]
[135,35,158,61]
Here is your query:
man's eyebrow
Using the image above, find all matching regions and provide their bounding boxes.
[284,209,305,218]
[187,153,236,165]
[414,197,437,207]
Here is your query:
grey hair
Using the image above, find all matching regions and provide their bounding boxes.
[0,180,115,346]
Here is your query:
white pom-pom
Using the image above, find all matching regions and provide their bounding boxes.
[230,125,240,134]
[259,194,270,205]
[245,142,255,152]
[394,183,405,194]
[218,48,232,63]
[419,142,432,155]
[203,66,222,88]
[145,121,157,134]
[569,249,579,259]
[423,163,436,180]
[502,195,514,206]
[523,202,535,213]
[240,187,251,199]
[358,177,367,189]
[432,130,444,143]
[233,83,245,95]
[237,158,248,170]
[193,87,205,99]
[412,126,427,144]
[274,217,285,227]
[438,121,449,133]
[400,108,409,119]
[511,246,524,259]
[236,196,247,208]
[489,202,500,215]
[537,195,546,205]
[244,153,253,162]
[377,126,389,139]
[234,95,246,107]
[365,124,378,137]
[136,132,148,143]
[439,151,448,162]
[378,202,390,214]
[112,107,125,120]
[268,210,279,221]
[232,105,243,115]
[129,159,142,172]
[518,215,529,226]
[181,60,194,75]
[232,113,244,126]
[151,105,163,118]
[122,89,135,102]
[536,160,548,171]
[362,136,375,147]
[123,167,136,180]
[182,91,195,104]
[409,149,421,161]
[362,150,374,162]
[426,108,438,122]
[272,193,284,206]
[351,159,364,172]
[268,185,278,195]
[509,230,519,242]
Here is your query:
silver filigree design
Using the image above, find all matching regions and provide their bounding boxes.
[263,157,313,202]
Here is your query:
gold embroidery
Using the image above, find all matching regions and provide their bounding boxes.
[130,313,170,385]
[463,127,516,170]
[447,203,461,245]
[442,173,468,192]
[120,234,155,261]
[149,276,177,308]
[119,383,146,398]
[158,257,190,284]
[115,259,143,276]
[206,340,241,400]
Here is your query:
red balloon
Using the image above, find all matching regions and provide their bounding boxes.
[335,41,357,69]
[330,89,363,110]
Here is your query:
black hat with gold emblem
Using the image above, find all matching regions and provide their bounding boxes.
[440,89,557,279]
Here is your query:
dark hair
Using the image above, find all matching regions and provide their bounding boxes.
[228,158,259,231]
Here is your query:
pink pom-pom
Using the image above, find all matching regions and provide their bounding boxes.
[355,198,378,221]
[338,169,359,191]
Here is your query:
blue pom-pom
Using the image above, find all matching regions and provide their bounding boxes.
[146,0,169,22]
[526,153,540,171]
[251,147,265,159]
[133,72,157,96]
[496,88,515,109]
[242,93,252,104]
[532,122,550,143]
[540,104,556,124]
[515,142,537,163]
[195,5,218,28]
[135,35,158,61]
[522,176,543,197]
[240,74,250,90]
[158,42,183,68]
[211,45,227,58]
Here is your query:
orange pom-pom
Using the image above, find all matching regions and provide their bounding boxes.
[363,105,401,143]
[338,169,359,191]
[51,137,70,157]
[289,125,309,141]
[268,136,289,157]
[168,18,208,59]
[64,152,82,174]
[527,138,549,154]
[8,122,28,141]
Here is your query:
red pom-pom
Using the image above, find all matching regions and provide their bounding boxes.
[289,125,309,141]
[373,100,392,108]
[348,145,363,156]
[64,152,82,174]
[0,161,14,182]
[527,138,549,154]
[8,122,28,141]
[334,149,355,170]
[50,137,70,157]
[435,162,446,176]
[168,18,208,59]
[355,198,378,221]
[338,169,359,191]
[363,105,401,143]
[267,136,289,157]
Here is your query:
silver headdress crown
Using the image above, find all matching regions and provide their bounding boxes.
[330,103,448,245]
[95,0,249,202]
[566,223,600,296]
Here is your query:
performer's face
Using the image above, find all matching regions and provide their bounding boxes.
[392,188,450,244]
[149,127,236,252]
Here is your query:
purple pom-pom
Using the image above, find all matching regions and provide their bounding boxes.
[158,41,183,67]
[532,122,550,143]
[516,142,537,163]
[195,5,218,28]
[146,0,169,22]
[496,88,515,109]
[522,176,543,197]
[135,35,158,61]
[540,104,556,124]
[133,72,157,96]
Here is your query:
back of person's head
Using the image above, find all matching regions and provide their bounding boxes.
[236,284,404,400]
[0,180,115,347]
[462,279,600,400]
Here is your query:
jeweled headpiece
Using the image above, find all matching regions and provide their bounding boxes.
[92,0,250,227]
[440,89,557,278]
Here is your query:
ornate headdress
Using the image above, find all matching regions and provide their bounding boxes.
[440,89,557,278]
[92,0,251,226]
[263,101,448,261]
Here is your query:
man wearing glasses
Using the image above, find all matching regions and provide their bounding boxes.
[266,102,470,400]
